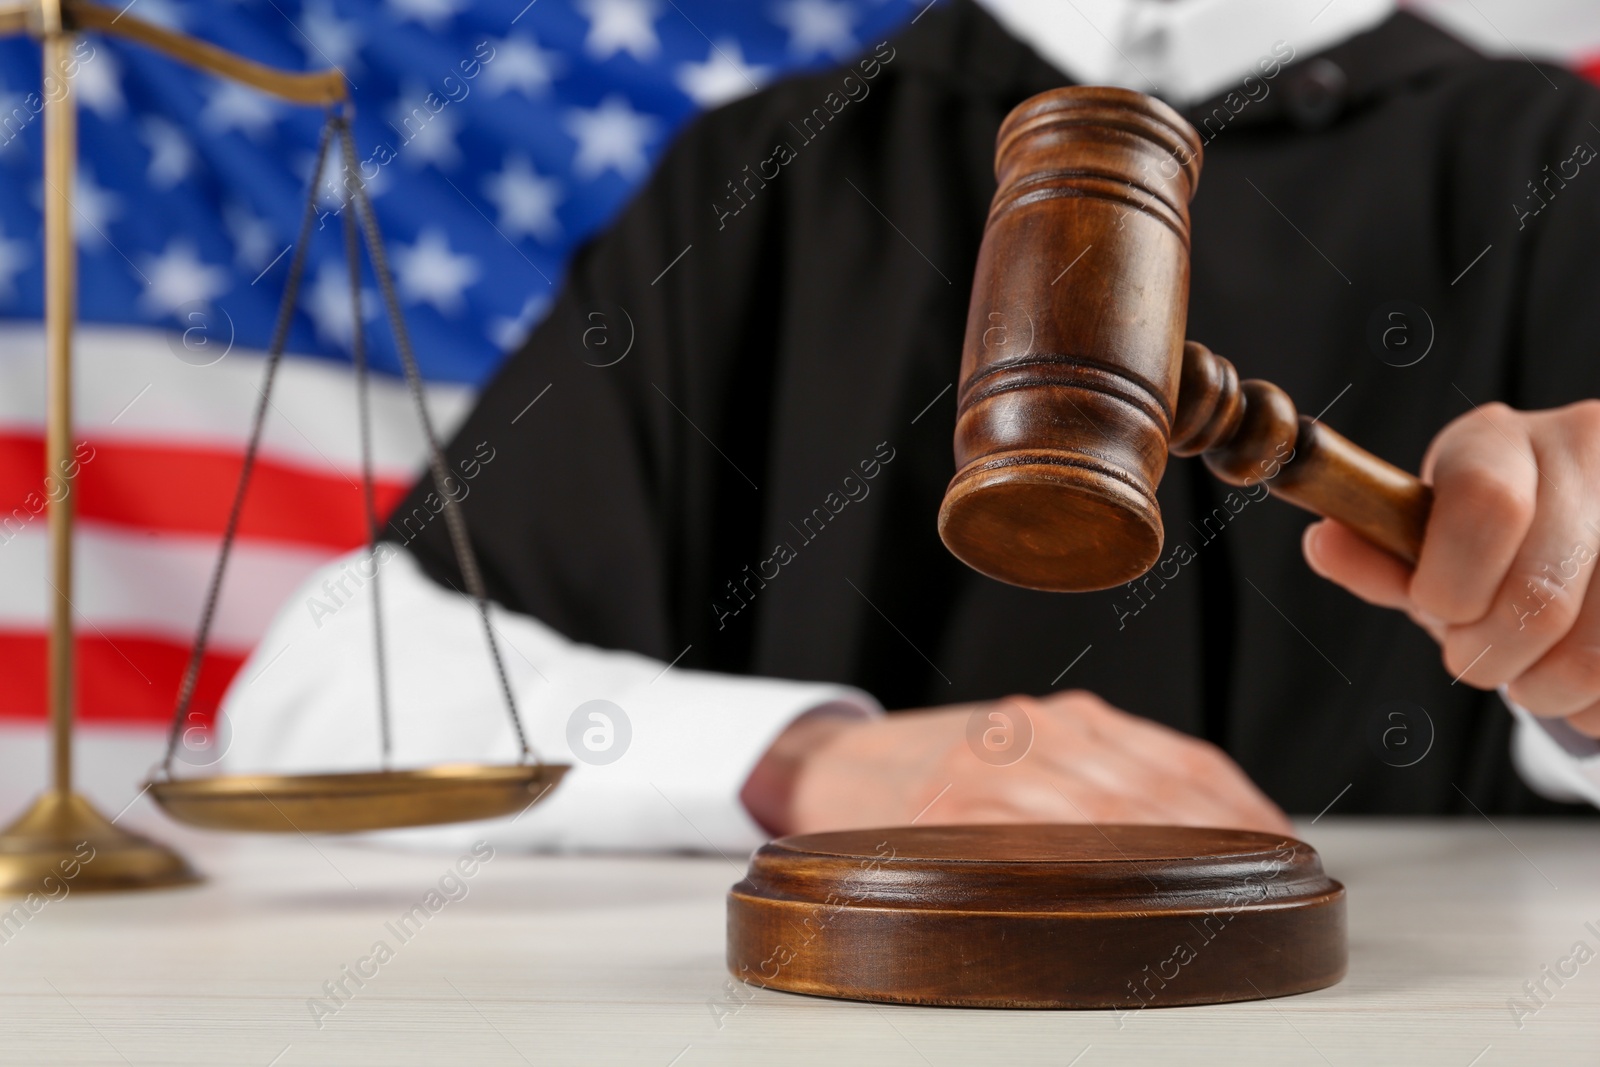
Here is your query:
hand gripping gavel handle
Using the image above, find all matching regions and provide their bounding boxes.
[1172,341,1432,564]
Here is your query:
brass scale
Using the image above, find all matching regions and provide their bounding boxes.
[0,0,567,893]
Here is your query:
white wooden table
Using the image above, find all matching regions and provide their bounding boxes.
[1,737,1597,1065]
[1,816,1596,1065]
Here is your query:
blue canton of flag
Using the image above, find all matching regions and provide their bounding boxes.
[0,0,923,385]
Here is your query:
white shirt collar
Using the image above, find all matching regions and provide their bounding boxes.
[973,0,1398,105]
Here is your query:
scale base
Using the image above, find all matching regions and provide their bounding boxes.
[0,791,200,894]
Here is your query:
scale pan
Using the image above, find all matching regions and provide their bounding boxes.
[148,763,568,834]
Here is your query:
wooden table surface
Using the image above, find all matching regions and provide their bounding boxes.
[0,734,1596,1066]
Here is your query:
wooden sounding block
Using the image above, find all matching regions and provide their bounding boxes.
[938,86,1433,593]
[727,825,1345,1008]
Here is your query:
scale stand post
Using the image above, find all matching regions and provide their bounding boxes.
[0,0,553,871]
[0,0,197,893]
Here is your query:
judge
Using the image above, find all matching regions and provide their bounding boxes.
[221,0,1600,850]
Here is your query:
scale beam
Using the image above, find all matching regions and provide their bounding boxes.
[0,0,349,104]
[64,0,348,104]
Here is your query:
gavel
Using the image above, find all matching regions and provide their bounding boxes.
[939,86,1433,593]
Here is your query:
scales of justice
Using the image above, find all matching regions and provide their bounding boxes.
[0,0,568,894]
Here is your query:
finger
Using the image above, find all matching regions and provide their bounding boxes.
[1081,700,1305,831]
[1052,695,1293,833]
[1034,693,1293,832]
[1302,519,1413,611]
[1046,763,1273,832]
[1411,403,1537,625]
[1138,774,1294,834]
[1119,740,1295,835]
[937,762,1174,827]
[1029,723,1177,812]
[1446,421,1598,688]
[1508,563,1600,716]
[1030,770,1174,826]
[1021,710,1246,828]
[1565,699,1600,739]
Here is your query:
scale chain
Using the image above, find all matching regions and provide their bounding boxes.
[341,128,393,767]
[333,117,536,765]
[160,119,334,776]
[161,112,537,775]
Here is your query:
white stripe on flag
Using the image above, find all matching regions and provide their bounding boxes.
[0,522,336,650]
[0,324,476,479]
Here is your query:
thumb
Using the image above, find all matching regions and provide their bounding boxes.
[1302,519,1414,612]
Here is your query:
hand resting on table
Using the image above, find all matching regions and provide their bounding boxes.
[741,689,1294,837]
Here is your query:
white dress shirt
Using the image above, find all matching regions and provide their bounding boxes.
[221,547,878,852]
[976,0,1395,105]
[218,0,1600,849]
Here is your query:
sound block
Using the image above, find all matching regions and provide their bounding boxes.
[727,824,1345,1009]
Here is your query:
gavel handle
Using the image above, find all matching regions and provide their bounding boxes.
[1170,342,1432,565]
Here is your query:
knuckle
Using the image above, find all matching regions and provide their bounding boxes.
[1440,462,1535,526]
[1478,400,1518,423]
[1409,581,1465,624]
[1549,642,1600,701]
[1053,688,1106,713]
[995,694,1042,728]
[1440,402,1512,444]
[1568,704,1600,739]
[1443,639,1502,686]
[1509,579,1584,638]
[1172,738,1228,779]
[1051,690,1113,728]
[1429,403,1519,476]
[1561,398,1600,449]
[1441,646,1477,685]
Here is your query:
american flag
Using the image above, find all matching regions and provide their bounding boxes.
[0,0,1595,730]
[0,0,923,726]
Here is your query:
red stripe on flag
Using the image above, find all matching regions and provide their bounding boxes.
[1581,54,1600,85]
[0,433,410,550]
[0,630,244,725]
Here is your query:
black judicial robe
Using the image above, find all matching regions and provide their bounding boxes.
[393,1,1600,816]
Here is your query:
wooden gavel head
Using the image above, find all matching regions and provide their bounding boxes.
[939,86,1430,592]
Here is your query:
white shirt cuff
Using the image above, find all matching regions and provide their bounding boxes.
[216,546,880,853]
[1504,687,1600,807]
